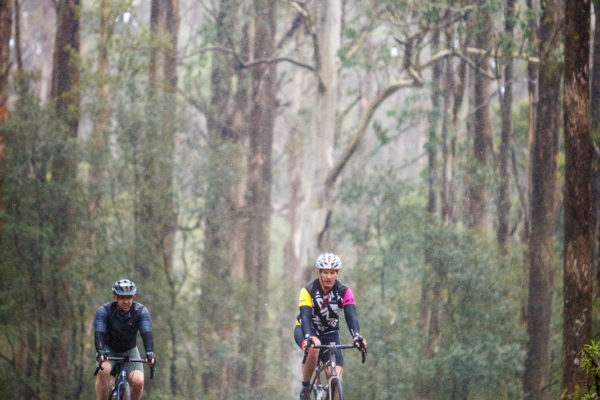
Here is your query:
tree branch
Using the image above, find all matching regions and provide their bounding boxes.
[238,57,315,72]
[464,46,539,64]
[326,78,422,186]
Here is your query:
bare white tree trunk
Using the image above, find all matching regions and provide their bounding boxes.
[301,0,342,273]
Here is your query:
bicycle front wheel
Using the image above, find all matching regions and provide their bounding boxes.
[329,377,343,400]
[120,383,131,400]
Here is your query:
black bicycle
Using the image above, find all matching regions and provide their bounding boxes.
[94,356,154,400]
[302,342,366,400]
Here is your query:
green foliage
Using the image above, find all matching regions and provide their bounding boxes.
[579,337,600,399]
[335,167,525,399]
[0,79,92,397]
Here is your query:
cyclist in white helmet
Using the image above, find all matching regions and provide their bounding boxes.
[94,279,156,400]
[294,253,367,400]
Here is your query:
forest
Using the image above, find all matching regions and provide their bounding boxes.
[0,0,597,399]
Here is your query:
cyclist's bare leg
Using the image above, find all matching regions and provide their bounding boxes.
[129,370,144,400]
[302,347,320,382]
[95,361,113,400]
[302,336,322,383]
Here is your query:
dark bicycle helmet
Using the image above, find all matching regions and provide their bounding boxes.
[112,279,137,296]
[315,253,342,270]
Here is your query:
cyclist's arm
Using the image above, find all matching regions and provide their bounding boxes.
[94,306,109,353]
[342,288,360,337]
[298,288,314,338]
[139,306,154,353]
[94,306,110,363]
[139,306,156,366]
[343,304,360,337]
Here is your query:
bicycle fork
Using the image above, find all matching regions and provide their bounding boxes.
[112,369,128,400]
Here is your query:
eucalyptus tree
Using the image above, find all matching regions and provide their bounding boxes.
[496,0,515,253]
[562,0,593,397]
[290,0,476,285]
[87,0,112,250]
[523,0,563,398]
[185,0,279,395]
[138,1,181,395]
[304,0,342,255]
[466,2,493,230]
[0,0,11,238]
[591,0,600,295]
[47,0,82,396]
[195,0,248,395]
[240,0,278,390]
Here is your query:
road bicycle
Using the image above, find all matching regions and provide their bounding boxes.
[302,342,366,400]
[94,356,154,400]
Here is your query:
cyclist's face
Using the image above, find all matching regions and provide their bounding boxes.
[114,295,135,313]
[318,269,339,291]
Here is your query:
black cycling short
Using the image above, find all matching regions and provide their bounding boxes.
[294,325,344,367]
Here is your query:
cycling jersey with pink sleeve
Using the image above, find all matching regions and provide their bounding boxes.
[296,278,360,337]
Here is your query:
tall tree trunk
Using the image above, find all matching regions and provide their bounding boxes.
[468,8,492,230]
[445,29,468,225]
[592,0,600,134]
[164,3,179,394]
[591,0,600,295]
[497,0,514,253]
[0,0,11,239]
[241,2,277,389]
[522,1,563,399]
[562,0,593,397]
[302,0,341,269]
[135,0,165,280]
[426,30,441,221]
[524,0,539,243]
[145,0,180,395]
[200,0,245,395]
[283,50,307,283]
[51,0,80,177]
[48,0,81,397]
[418,28,443,400]
[87,0,111,257]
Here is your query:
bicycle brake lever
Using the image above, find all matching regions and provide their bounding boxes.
[150,366,155,379]
[93,364,103,376]
[302,349,308,364]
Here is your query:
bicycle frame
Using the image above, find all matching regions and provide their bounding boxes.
[94,355,154,400]
[310,351,341,399]
[112,360,136,400]
[304,343,364,400]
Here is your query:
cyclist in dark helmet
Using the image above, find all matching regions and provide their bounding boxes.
[94,279,155,400]
[294,253,367,400]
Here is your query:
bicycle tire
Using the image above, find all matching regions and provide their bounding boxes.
[110,382,131,400]
[121,382,131,400]
[330,376,343,400]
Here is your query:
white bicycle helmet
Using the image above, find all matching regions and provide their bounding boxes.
[315,253,342,270]
[112,279,137,296]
